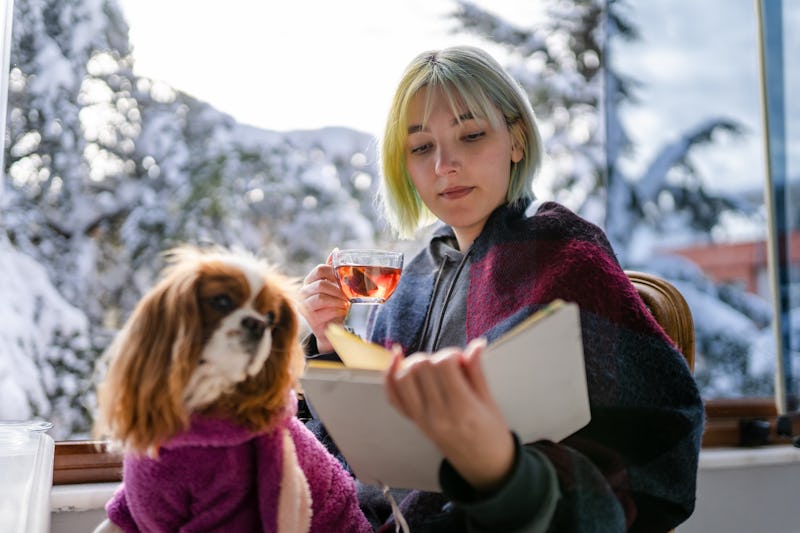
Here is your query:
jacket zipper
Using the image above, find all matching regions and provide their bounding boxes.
[419,248,472,352]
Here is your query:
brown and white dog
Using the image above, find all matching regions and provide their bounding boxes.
[93,246,370,533]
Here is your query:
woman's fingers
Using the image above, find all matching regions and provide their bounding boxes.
[387,349,480,442]
[298,275,347,327]
[301,265,342,301]
[384,340,516,491]
[326,247,338,265]
[462,338,491,399]
[385,350,411,416]
[386,352,431,418]
[300,280,348,315]
[298,255,348,352]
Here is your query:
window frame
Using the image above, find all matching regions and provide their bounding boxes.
[50,397,796,486]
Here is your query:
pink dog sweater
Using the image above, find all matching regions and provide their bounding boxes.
[106,414,371,532]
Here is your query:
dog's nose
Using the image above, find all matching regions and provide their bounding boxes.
[241,316,267,339]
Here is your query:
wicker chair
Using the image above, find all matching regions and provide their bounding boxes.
[626,270,695,371]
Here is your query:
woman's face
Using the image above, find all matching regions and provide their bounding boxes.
[404,86,522,250]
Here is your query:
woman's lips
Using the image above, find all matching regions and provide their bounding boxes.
[440,186,473,200]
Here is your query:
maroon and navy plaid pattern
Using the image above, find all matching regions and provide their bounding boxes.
[371,201,704,532]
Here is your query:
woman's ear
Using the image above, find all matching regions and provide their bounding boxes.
[511,143,523,164]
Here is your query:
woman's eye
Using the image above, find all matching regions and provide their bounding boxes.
[409,142,431,155]
[210,294,234,311]
[463,131,485,142]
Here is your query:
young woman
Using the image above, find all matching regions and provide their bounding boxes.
[300,46,703,532]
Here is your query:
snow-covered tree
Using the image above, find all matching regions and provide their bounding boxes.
[453,0,756,252]
[1,0,787,438]
[451,0,775,395]
[0,234,95,438]
[1,0,389,437]
[2,0,135,437]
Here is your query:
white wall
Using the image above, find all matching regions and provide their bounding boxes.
[50,483,117,533]
[680,446,800,533]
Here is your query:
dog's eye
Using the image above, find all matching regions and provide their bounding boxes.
[264,311,275,327]
[210,294,234,312]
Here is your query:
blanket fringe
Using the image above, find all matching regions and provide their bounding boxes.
[382,484,409,533]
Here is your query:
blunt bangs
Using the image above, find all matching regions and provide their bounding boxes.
[380,46,542,238]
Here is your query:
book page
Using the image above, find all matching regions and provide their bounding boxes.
[301,301,590,491]
[325,299,566,370]
[324,324,394,370]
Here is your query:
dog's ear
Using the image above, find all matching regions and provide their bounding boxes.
[276,294,305,384]
[223,284,304,431]
[94,267,204,454]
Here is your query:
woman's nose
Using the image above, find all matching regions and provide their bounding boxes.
[434,146,459,176]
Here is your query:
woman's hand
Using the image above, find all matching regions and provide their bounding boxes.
[298,249,349,353]
[384,339,515,493]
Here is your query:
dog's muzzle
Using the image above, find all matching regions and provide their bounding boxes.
[242,316,268,343]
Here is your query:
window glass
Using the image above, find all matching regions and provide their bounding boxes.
[1,0,543,440]
[3,0,794,443]
[610,0,784,400]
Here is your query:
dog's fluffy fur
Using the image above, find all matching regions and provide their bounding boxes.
[93,246,371,533]
[94,246,305,455]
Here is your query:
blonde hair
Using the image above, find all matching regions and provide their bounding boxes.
[380,46,542,238]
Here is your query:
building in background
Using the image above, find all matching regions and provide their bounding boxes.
[670,230,800,299]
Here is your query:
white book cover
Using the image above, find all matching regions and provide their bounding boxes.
[299,300,590,492]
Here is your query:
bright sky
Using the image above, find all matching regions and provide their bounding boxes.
[118,0,532,137]
[613,0,765,192]
[117,0,797,197]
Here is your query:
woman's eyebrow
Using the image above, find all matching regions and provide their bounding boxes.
[407,112,477,134]
[455,111,475,123]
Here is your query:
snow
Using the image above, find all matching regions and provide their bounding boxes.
[1,0,796,438]
[0,237,90,428]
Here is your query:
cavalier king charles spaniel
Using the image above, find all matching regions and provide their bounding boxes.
[93,246,370,533]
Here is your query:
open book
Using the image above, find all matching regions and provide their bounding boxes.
[299,300,590,492]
